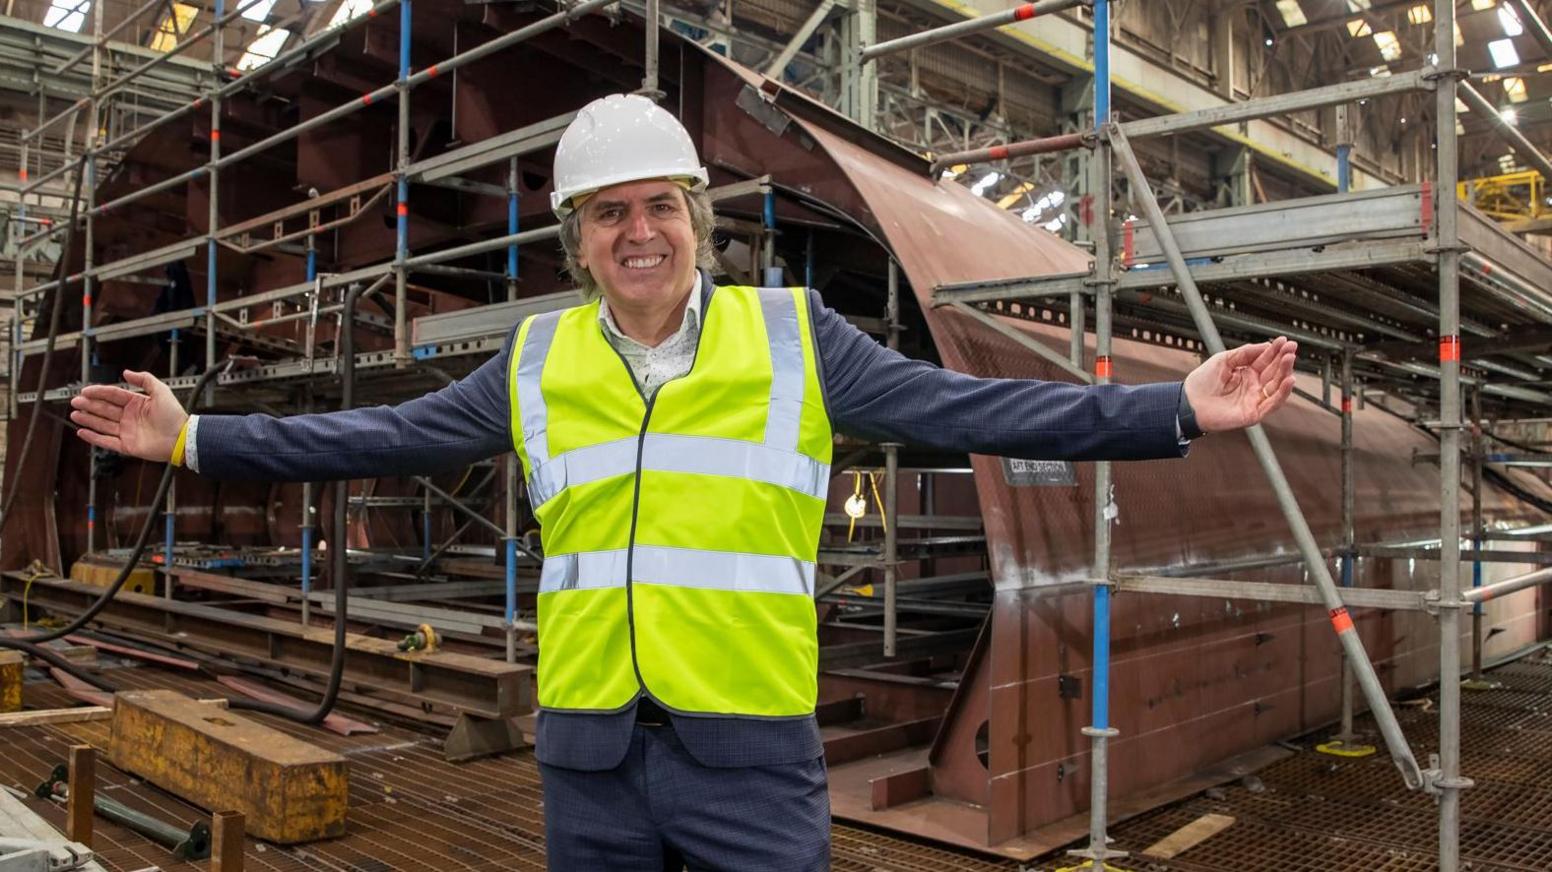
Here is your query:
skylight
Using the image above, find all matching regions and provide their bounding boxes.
[1348,19,1373,37]
[1457,96,1470,112]
[240,0,277,22]
[43,0,89,32]
[1407,4,1431,24]
[328,0,375,28]
[236,25,291,70]
[1472,0,1497,10]
[1504,76,1528,102]
[1276,0,1306,27]
[1499,3,1524,36]
[1373,31,1403,61]
[970,172,1001,197]
[1369,66,1392,77]
[1347,0,1371,10]
[149,3,199,52]
[1489,38,1521,68]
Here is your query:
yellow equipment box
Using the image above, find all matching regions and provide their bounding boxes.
[0,651,21,713]
[69,558,156,596]
[110,689,348,843]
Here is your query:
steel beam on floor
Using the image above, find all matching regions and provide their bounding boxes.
[0,572,531,719]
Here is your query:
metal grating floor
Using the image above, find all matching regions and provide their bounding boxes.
[5,663,1019,871]
[15,650,1552,870]
[1029,648,1552,871]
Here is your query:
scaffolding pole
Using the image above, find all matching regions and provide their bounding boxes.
[1434,0,1470,863]
[860,0,1089,62]
[882,259,901,657]
[1108,124,1427,791]
[83,0,102,555]
[1074,1,1122,863]
[394,0,413,367]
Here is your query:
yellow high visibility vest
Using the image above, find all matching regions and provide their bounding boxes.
[510,286,833,717]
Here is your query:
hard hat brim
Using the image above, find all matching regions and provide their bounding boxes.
[551,167,709,217]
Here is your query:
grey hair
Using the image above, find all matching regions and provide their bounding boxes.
[559,187,718,302]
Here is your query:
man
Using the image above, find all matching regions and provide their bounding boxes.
[71,93,1296,870]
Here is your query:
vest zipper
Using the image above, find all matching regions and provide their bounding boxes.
[607,339,657,704]
[604,289,710,711]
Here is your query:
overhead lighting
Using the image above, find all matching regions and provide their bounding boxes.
[1347,19,1373,37]
[328,0,375,27]
[1369,66,1392,77]
[241,0,277,21]
[1501,107,1519,125]
[1373,31,1403,61]
[1489,38,1521,68]
[42,0,88,32]
[1505,76,1528,103]
[1265,36,1275,46]
[1540,62,1552,72]
[1498,4,1524,36]
[970,172,1002,197]
[1500,154,1518,174]
[1407,4,1431,24]
[236,25,292,71]
[1276,0,1306,27]
[149,2,198,52]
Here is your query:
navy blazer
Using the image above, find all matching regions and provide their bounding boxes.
[194,274,1187,769]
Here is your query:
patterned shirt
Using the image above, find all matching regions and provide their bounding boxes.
[597,287,703,396]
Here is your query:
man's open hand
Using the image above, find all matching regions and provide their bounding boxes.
[70,370,189,462]
[1183,337,1298,433]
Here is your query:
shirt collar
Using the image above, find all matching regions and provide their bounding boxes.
[597,271,706,347]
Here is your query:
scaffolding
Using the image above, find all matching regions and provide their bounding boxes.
[911,0,1552,868]
[6,0,1552,867]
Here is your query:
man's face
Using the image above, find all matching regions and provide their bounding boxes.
[576,179,699,310]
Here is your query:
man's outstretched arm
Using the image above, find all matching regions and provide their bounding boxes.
[70,329,516,482]
[809,292,1296,461]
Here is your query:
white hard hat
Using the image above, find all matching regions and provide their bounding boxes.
[550,94,709,217]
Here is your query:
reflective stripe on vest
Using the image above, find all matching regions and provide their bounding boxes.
[541,546,816,596]
[511,285,831,718]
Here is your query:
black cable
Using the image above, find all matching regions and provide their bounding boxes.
[1484,465,1552,516]
[0,363,229,658]
[0,165,87,535]
[224,281,367,726]
[1,637,115,691]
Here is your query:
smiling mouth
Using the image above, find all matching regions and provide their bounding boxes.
[622,255,667,270]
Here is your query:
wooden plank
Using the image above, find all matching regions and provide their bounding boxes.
[67,744,94,846]
[1141,812,1236,860]
[0,705,113,726]
[109,690,347,844]
[0,697,228,728]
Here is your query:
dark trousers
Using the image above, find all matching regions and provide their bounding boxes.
[539,722,831,870]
